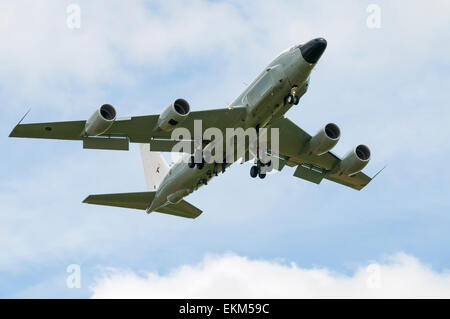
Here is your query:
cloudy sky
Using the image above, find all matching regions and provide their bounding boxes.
[1,0,449,298]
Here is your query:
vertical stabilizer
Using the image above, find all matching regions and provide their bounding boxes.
[140,144,170,191]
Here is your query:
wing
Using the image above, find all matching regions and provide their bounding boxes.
[9,106,247,151]
[9,120,86,140]
[269,117,372,190]
[110,106,247,143]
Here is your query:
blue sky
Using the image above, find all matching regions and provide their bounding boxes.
[1,0,450,298]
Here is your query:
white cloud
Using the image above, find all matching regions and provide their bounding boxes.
[0,1,256,97]
[91,252,450,298]
[2,0,448,106]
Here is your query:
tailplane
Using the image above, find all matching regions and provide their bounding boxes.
[83,192,202,219]
[83,144,203,218]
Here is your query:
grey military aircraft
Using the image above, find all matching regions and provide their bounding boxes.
[9,38,375,219]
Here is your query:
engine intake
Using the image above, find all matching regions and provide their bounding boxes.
[305,123,340,155]
[83,104,116,137]
[156,98,190,132]
[339,144,371,176]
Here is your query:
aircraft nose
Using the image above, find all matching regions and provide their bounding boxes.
[299,38,327,64]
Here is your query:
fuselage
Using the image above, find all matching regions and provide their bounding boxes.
[147,39,326,213]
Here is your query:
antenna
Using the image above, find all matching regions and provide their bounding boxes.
[371,165,387,180]
[17,108,31,126]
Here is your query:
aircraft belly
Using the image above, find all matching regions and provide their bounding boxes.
[151,58,314,211]
[249,83,289,127]
[158,162,210,206]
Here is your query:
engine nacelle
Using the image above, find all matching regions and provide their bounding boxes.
[83,104,116,137]
[156,98,190,132]
[305,123,340,155]
[339,144,371,176]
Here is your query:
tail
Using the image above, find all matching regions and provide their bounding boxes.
[82,144,203,219]
[83,192,202,218]
[140,143,169,191]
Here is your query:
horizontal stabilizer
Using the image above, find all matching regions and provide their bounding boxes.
[83,192,155,210]
[83,191,202,219]
[157,200,203,219]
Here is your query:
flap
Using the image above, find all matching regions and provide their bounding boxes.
[293,164,325,184]
[83,137,129,151]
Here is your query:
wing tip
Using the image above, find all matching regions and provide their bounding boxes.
[191,210,203,219]
[354,166,387,191]
[8,126,22,138]
[82,195,95,205]
[9,109,31,138]
[357,165,386,190]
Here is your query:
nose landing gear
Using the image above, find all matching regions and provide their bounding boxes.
[284,85,300,106]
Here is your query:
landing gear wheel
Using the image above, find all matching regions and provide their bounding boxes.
[285,93,294,105]
[258,172,266,179]
[197,161,204,170]
[188,156,195,168]
[250,165,258,178]
[293,95,300,105]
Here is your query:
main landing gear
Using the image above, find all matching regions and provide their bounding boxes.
[188,155,198,168]
[284,85,300,106]
[188,155,204,169]
[188,152,226,174]
[188,150,205,169]
[250,160,271,179]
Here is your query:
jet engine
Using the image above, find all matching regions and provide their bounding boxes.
[339,144,371,176]
[156,98,190,132]
[83,104,117,137]
[305,123,340,155]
